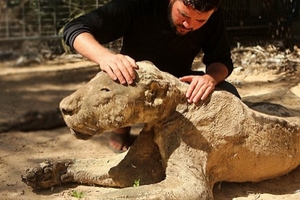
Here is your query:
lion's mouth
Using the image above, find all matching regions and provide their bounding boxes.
[70,129,93,140]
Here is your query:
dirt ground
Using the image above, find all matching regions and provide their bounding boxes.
[1,48,300,200]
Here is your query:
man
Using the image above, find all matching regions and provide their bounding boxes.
[63,0,240,151]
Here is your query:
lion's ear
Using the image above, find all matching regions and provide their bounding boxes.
[144,81,168,105]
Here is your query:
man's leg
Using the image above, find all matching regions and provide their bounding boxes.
[216,81,241,99]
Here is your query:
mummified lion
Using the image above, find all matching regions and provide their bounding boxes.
[22,61,300,199]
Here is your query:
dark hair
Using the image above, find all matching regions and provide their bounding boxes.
[182,0,221,12]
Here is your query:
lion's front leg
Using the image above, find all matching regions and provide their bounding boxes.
[96,147,212,200]
[22,127,165,190]
[22,153,126,189]
[95,166,212,200]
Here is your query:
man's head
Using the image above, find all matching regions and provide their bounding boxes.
[168,0,220,35]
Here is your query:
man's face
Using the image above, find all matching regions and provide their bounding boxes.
[168,0,215,35]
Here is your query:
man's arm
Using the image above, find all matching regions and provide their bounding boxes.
[73,32,138,84]
[206,62,229,84]
[180,8,232,103]
[63,0,138,84]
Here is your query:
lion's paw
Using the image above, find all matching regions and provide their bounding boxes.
[21,160,73,189]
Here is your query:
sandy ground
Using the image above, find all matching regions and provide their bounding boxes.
[1,52,300,200]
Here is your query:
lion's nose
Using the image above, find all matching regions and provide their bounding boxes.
[60,107,73,116]
[59,96,79,116]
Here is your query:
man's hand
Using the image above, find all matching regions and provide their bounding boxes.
[73,32,138,85]
[180,62,229,103]
[179,74,217,103]
[99,53,138,85]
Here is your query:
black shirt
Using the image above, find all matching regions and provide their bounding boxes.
[63,0,233,78]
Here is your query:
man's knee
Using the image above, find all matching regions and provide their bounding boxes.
[216,81,241,99]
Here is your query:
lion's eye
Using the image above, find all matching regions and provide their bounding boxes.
[100,88,110,92]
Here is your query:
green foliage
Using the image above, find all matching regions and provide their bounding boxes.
[133,179,140,187]
[70,190,85,199]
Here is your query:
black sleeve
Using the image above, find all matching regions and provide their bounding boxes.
[202,8,233,77]
[63,0,137,50]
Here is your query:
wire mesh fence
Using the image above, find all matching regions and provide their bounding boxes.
[0,0,109,41]
[0,0,299,44]
[223,0,299,39]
